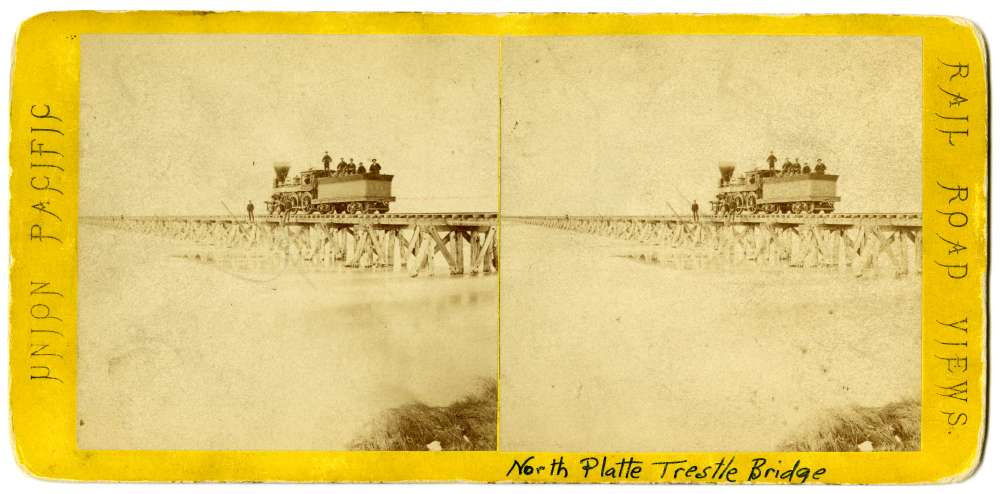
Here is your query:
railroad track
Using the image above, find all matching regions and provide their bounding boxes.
[82,212,920,228]
[85,212,497,220]
[504,213,922,227]
[82,212,499,227]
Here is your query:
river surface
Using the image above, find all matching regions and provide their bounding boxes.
[78,222,921,452]
[77,224,498,450]
[499,223,921,451]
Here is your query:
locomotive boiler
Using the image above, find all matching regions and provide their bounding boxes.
[710,154,840,215]
[266,159,395,214]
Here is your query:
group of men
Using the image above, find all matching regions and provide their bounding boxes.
[767,151,828,176]
[322,152,382,175]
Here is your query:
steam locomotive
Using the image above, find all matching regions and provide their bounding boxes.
[710,155,840,215]
[266,159,395,214]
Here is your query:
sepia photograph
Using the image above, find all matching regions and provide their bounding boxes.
[498,35,923,452]
[76,32,925,454]
[77,34,500,451]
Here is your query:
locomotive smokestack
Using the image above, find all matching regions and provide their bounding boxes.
[718,162,736,184]
[273,162,290,184]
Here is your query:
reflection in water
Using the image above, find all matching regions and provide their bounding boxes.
[77,225,497,450]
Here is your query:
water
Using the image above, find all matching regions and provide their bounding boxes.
[77,224,497,450]
[499,223,921,452]
[77,222,921,452]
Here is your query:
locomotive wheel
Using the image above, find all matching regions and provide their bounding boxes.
[347,202,362,214]
[746,194,757,213]
[300,193,312,213]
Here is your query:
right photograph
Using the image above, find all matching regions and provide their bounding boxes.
[499,35,923,452]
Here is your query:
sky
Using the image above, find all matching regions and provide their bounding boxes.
[80,35,500,216]
[80,34,921,217]
[501,35,922,215]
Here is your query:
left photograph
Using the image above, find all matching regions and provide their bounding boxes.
[77,35,499,451]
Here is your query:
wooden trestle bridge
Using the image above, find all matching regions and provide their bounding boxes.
[82,213,498,276]
[84,212,923,278]
[507,213,923,277]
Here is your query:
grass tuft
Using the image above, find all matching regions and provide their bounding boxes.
[350,379,497,451]
[779,398,920,452]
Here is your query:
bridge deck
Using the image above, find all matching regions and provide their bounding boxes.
[84,212,918,228]
[86,212,498,228]
[504,213,921,227]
